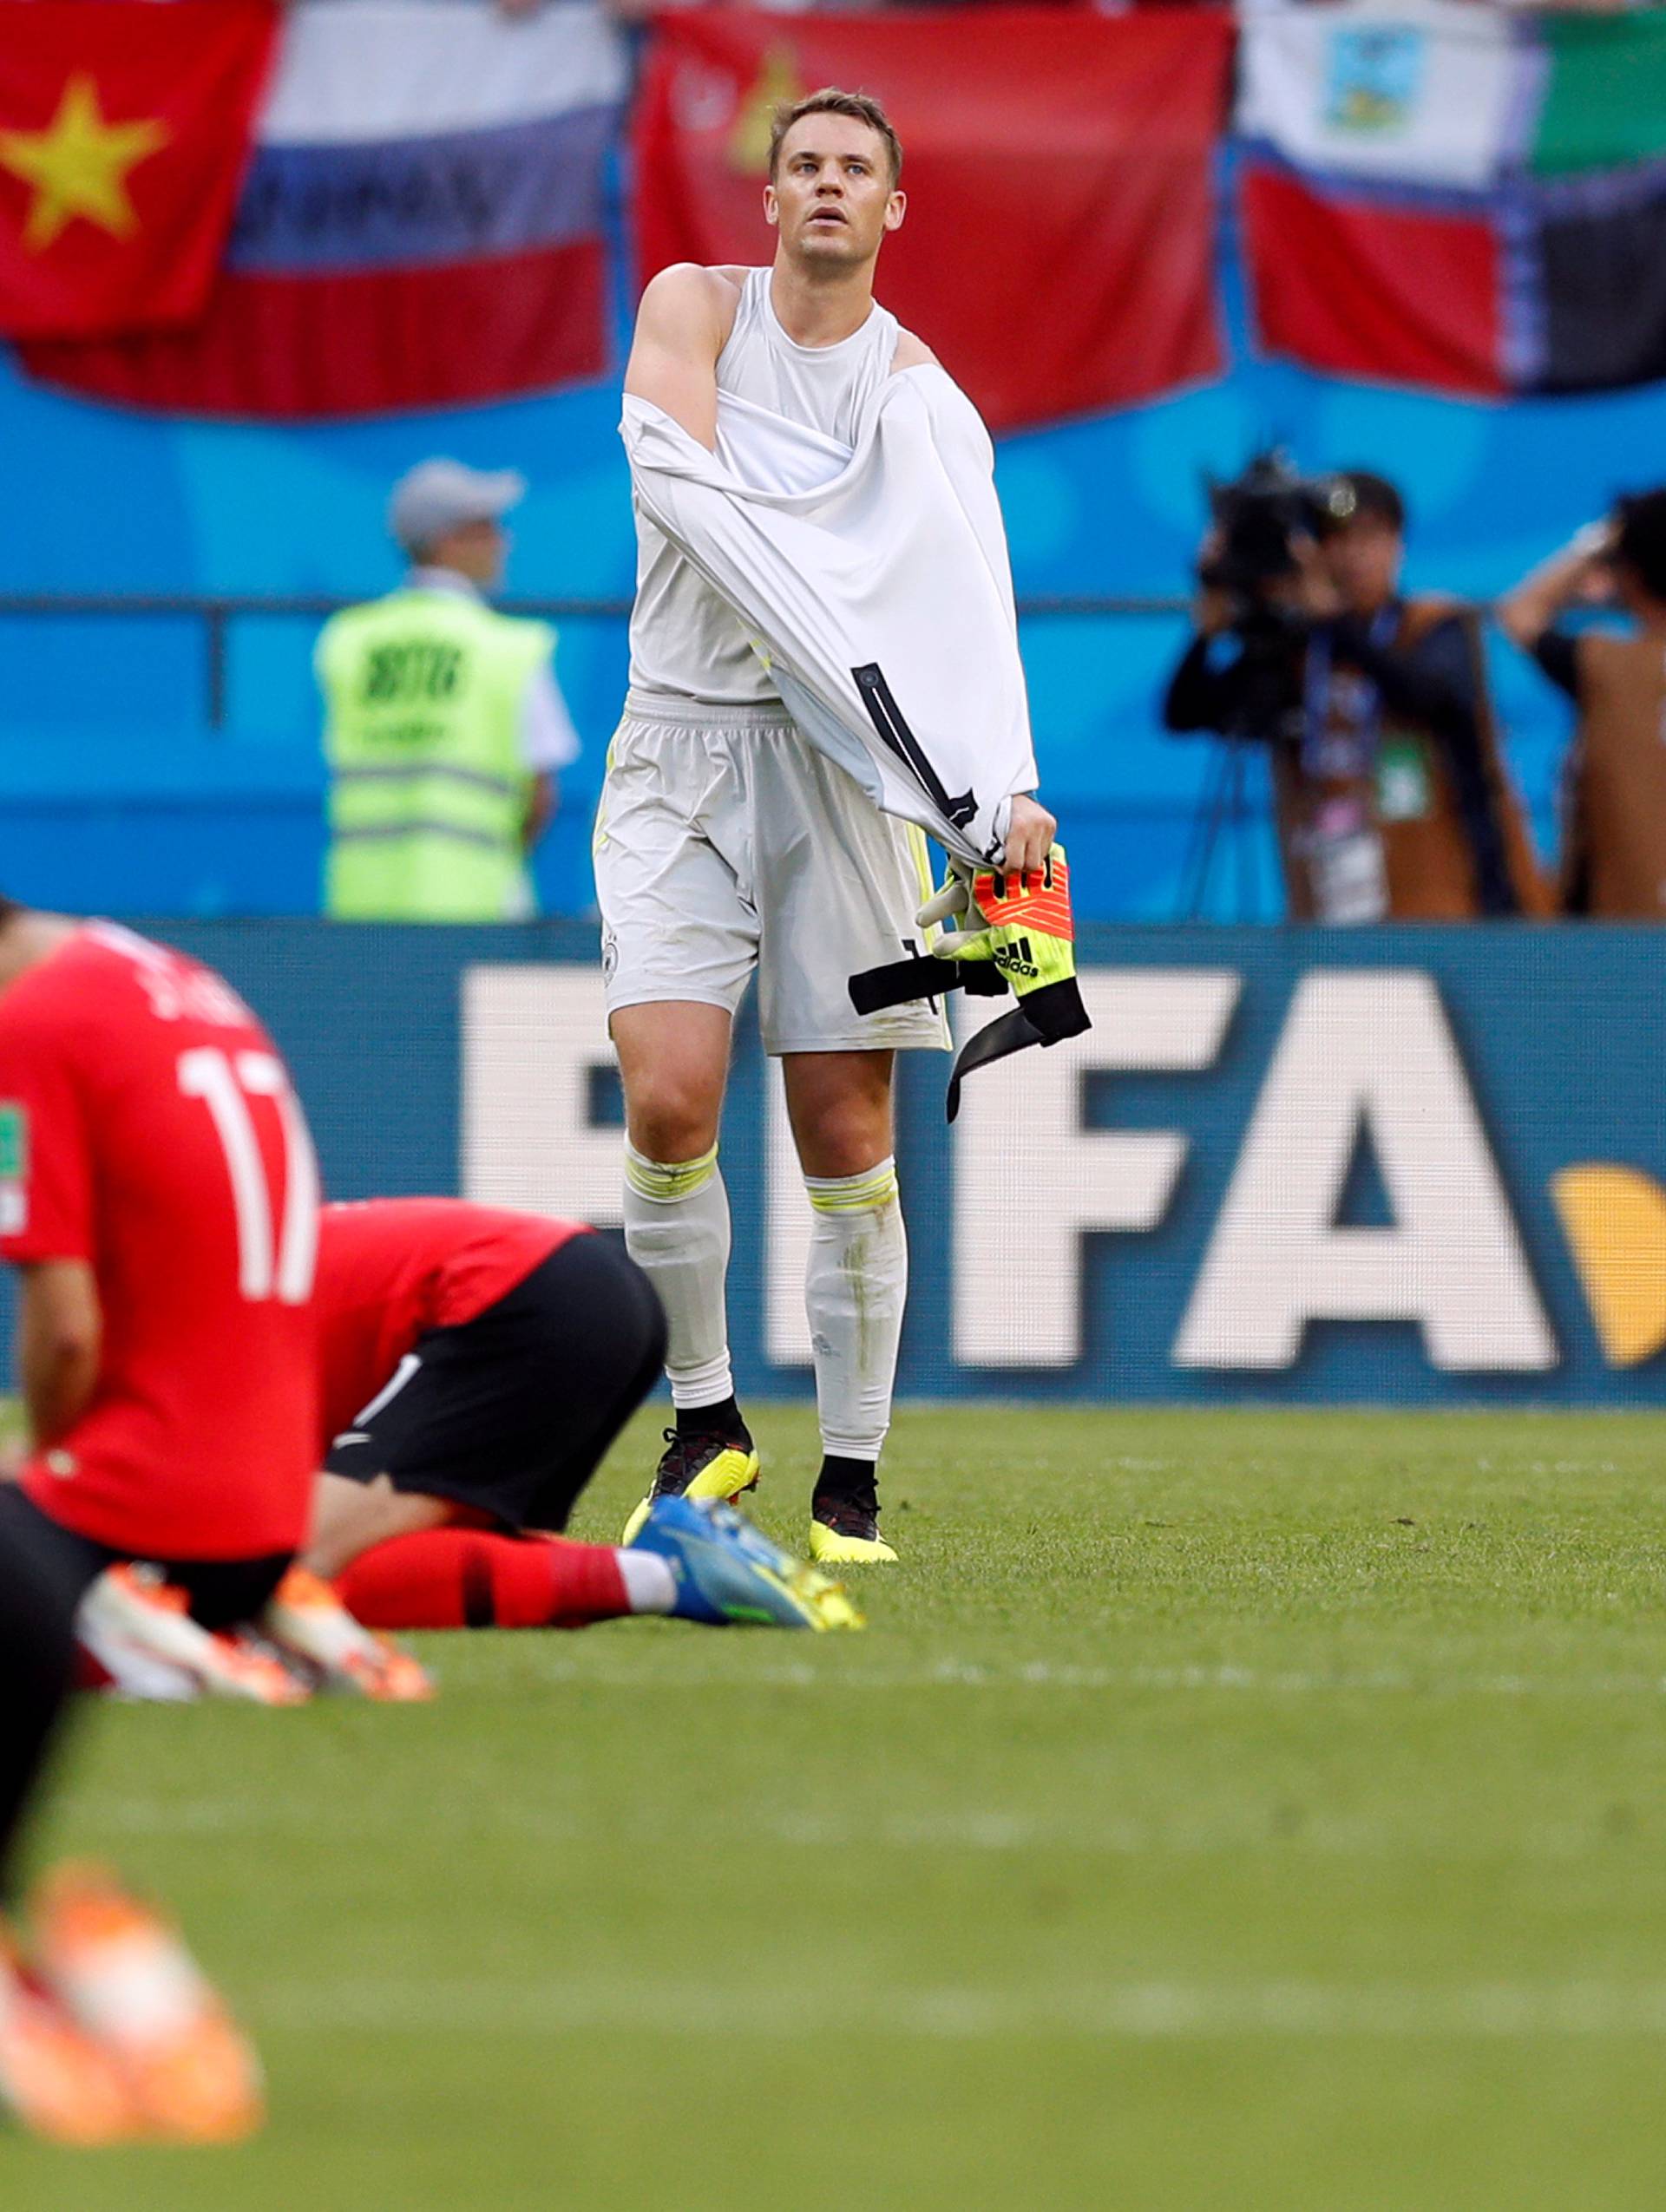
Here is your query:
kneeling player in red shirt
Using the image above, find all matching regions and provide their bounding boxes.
[0,904,322,2143]
[305,1198,859,1634]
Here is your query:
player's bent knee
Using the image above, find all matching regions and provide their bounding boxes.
[305,1475,445,1581]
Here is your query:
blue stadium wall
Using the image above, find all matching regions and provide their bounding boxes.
[4,919,1658,1409]
[8,282,1666,920]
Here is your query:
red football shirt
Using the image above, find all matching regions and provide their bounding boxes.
[314,1199,587,1449]
[0,923,320,1559]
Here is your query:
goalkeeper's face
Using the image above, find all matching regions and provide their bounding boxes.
[765,116,905,272]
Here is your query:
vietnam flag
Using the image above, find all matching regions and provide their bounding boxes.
[634,9,1234,435]
[0,1,278,339]
[22,0,628,419]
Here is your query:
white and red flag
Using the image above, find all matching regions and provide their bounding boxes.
[22,0,628,416]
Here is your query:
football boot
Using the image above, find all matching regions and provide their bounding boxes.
[31,1865,265,2144]
[632,1496,863,1631]
[620,1426,760,1546]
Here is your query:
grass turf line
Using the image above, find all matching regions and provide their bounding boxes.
[4,1402,1666,2209]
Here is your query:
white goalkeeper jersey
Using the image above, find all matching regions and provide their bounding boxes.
[622,365,1039,871]
[626,266,898,707]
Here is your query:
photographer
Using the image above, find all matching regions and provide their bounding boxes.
[1498,490,1666,918]
[1163,463,1545,922]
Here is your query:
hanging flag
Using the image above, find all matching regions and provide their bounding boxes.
[0,1,278,340]
[1524,12,1666,394]
[1238,1,1666,398]
[633,8,1234,436]
[20,0,627,418]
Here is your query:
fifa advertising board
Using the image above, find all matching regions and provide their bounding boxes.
[17,922,1663,1407]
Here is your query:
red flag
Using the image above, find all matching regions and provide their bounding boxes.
[17,1,625,420]
[633,8,1233,435]
[1241,168,1505,401]
[0,1,277,340]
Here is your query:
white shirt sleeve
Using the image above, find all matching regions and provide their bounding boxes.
[520,661,581,775]
[622,376,1032,870]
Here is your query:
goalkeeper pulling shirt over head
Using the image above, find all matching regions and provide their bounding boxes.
[600,87,1058,1565]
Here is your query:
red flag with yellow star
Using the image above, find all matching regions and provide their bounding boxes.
[0,1,277,339]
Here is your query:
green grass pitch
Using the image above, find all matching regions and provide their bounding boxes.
[6,1403,1666,2209]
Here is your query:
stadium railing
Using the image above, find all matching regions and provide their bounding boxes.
[0,592,1562,923]
[0,590,1191,732]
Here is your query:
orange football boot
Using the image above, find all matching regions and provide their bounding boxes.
[31,1865,266,2144]
[262,1567,435,1701]
[80,1566,309,1706]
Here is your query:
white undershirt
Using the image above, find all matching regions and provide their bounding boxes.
[626,267,901,706]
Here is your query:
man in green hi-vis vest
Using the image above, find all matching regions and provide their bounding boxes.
[317,458,581,921]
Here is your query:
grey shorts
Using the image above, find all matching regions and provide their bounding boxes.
[594,691,950,1057]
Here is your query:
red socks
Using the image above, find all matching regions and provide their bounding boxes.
[335,1528,630,1632]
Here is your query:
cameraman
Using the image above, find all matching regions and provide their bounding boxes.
[1163,468,1545,921]
[1498,490,1666,918]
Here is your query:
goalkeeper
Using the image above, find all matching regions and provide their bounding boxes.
[606,90,1069,1567]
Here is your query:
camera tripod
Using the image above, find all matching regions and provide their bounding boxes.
[1175,739,1275,923]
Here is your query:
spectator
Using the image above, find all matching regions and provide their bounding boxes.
[1499,490,1666,917]
[1164,467,1546,920]
[316,460,579,922]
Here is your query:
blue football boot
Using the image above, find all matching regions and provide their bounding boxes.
[631,1496,863,1632]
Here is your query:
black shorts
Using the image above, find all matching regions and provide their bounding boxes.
[324,1233,666,1534]
[0,1484,292,1632]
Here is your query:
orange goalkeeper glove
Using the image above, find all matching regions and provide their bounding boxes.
[849,845,1090,1120]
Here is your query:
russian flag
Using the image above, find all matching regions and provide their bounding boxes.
[20,0,627,417]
